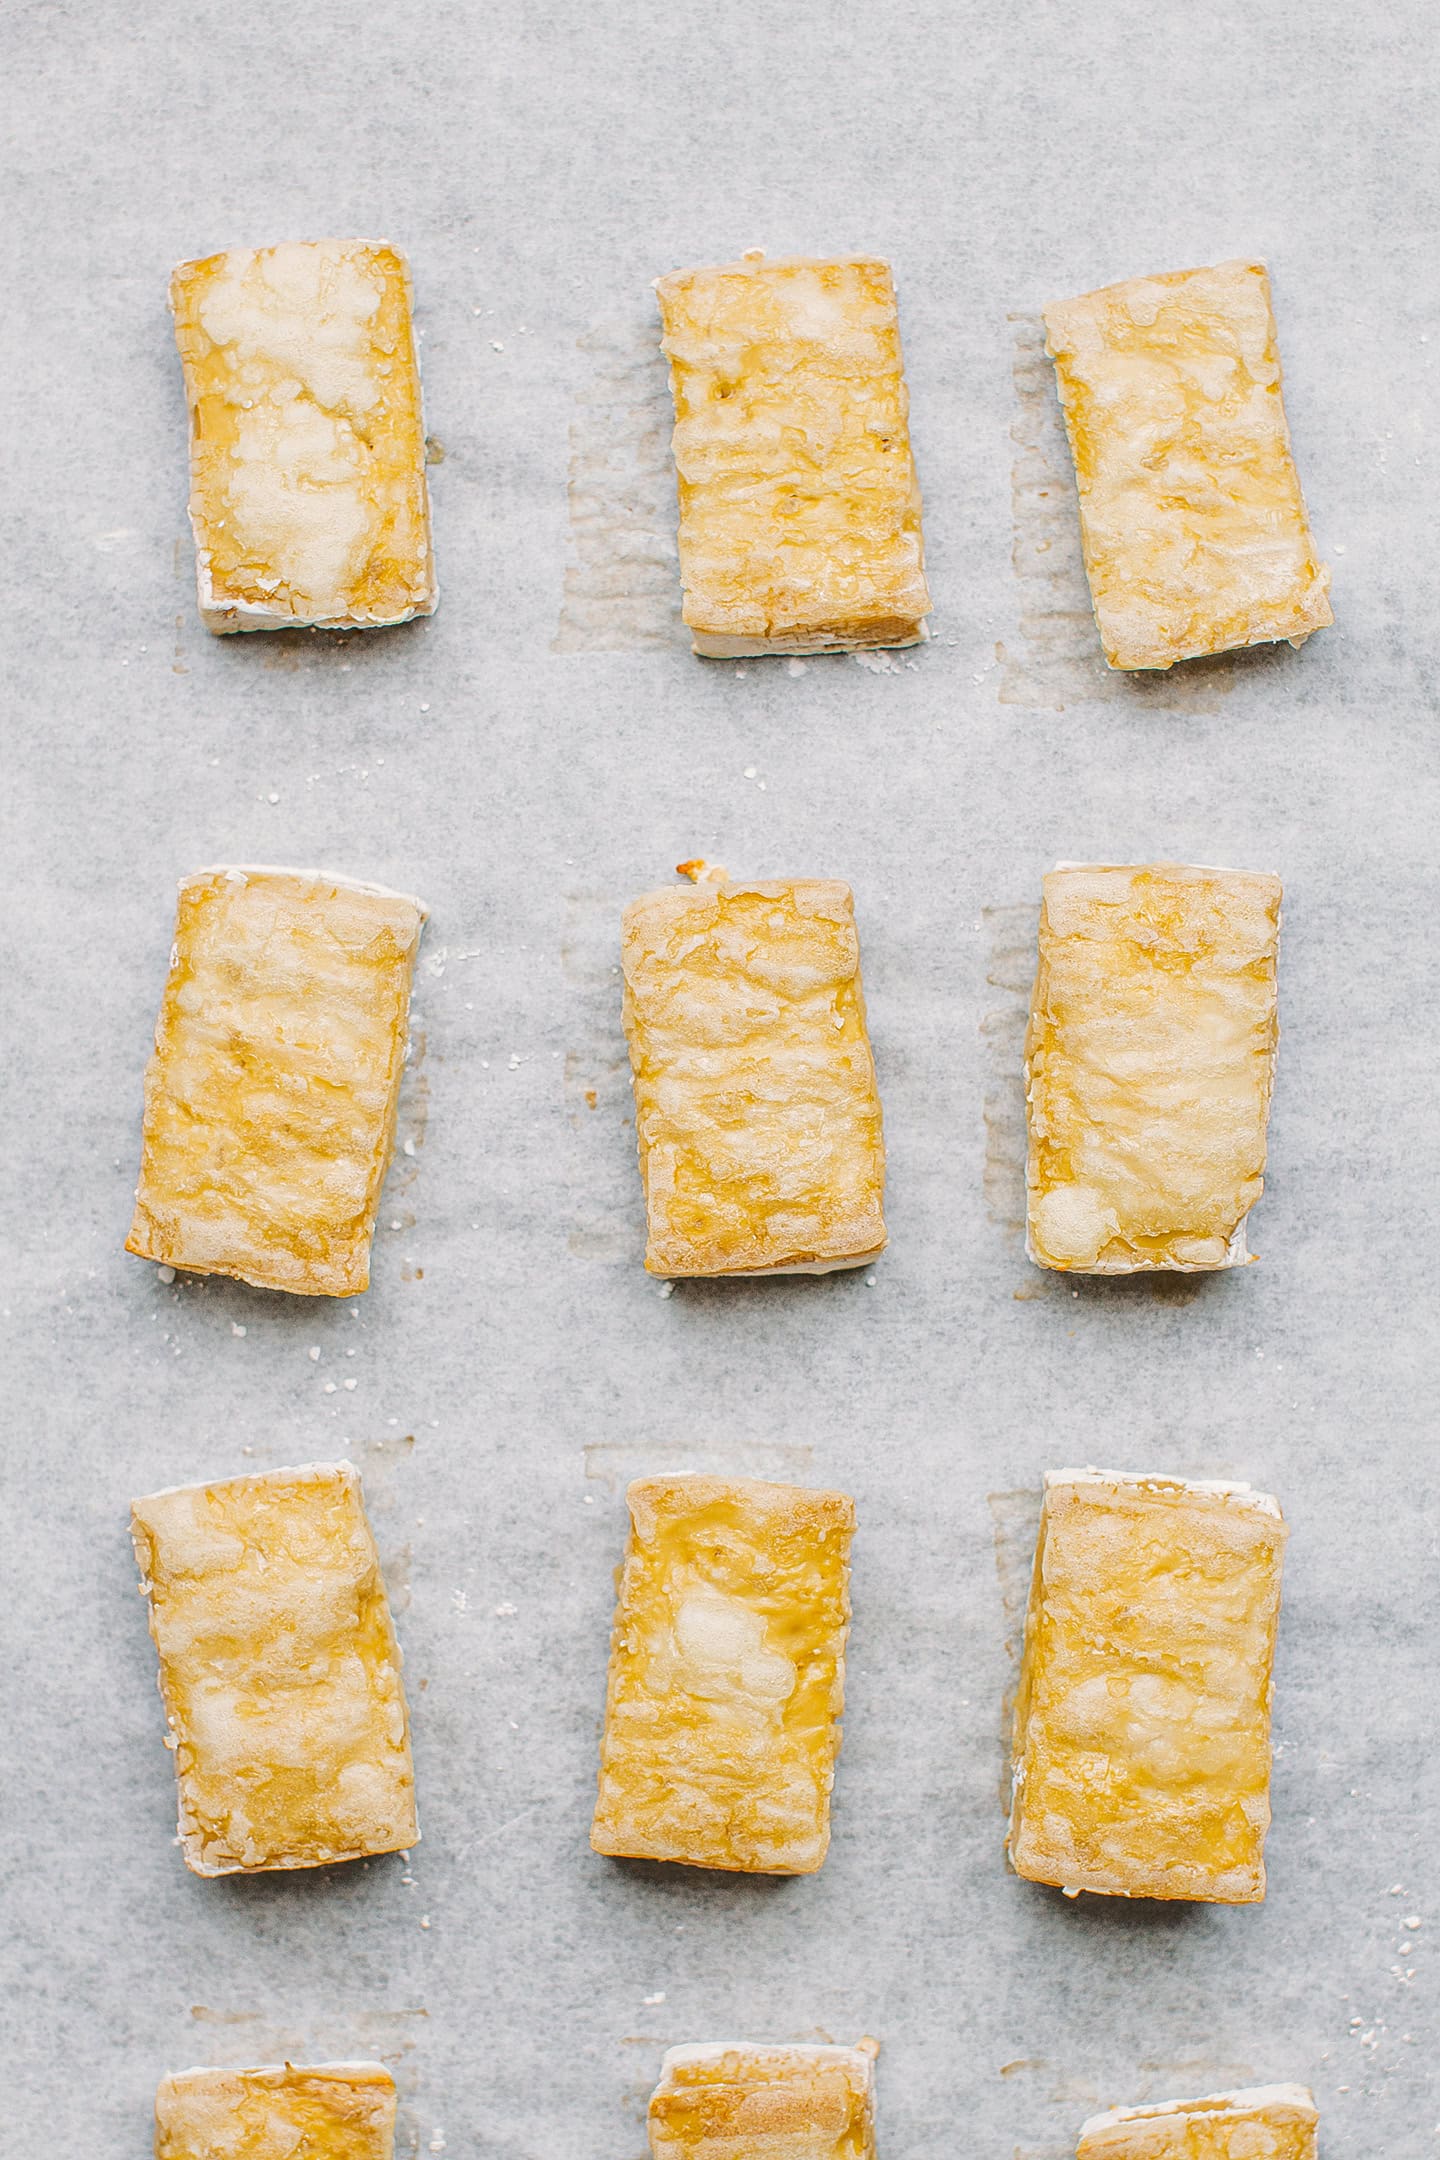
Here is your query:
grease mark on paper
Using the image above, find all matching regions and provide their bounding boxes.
[981,902,1036,1241]
[553,318,681,652]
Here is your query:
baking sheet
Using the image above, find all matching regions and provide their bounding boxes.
[3,3,1437,2154]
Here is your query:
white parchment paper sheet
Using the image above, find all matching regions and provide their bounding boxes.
[2,3,1436,2154]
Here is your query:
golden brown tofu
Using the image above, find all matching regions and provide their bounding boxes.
[155,2063,396,2160]
[131,1462,417,1875]
[622,879,886,1276]
[1025,863,1282,1272]
[648,2043,877,2160]
[1044,259,1331,669]
[1008,1471,1287,1903]
[656,252,930,654]
[1077,2084,1318,2159]
[126,866,425,1297]
[592,1476,854,1874]
[171,239,436,633]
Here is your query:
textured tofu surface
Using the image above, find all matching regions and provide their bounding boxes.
[171,239,435,633]
[131,1463,417,1875]
[1044,259,1331,669]
[1077,2083,1318,2158]
[155,2063,397,2160]
[592,1476,854,1873]
[622,880,886,1276]
[1008,1471,1286,1903]
[656,254,930,653]
[127,866,425,1297]
[648,2043,876,2160]
[1025,863,1282,1273]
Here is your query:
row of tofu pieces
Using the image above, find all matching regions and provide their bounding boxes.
[141,1465,1305,2158]
[127,859,1282,1290]
[154,2055,1320,2160]
[171,239,1331,669]
[131,1464,1288,1893]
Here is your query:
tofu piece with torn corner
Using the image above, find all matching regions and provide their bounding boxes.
[1077,2083,1318,2159]
[592,1475,854,1874]
[1044,258,1331,669]
[1008,1469,1287,1904]
[171,238,436,633]
[656,252,930,654]
[126,866,426,1297]
[1025,862,1281,1273]
[131,1461,417,1876]
[622,876,886,1276]
[648,2041,877,2160]
[155,2062,397,2160]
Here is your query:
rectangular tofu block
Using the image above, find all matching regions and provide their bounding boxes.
[171,238,436,632]
[126,865,426,1297]
[622,879,886,1276]
[649,2043,877,2160]
[155,2063,396,2160]
[1008,1470,1287,1903]
[1077,2084,1318,2158]
[592,1475,854,1873]
[1044,259,1331,669]
[656,253,930,654]
[131,1462,417,1875]
[1025,863,1282,1273]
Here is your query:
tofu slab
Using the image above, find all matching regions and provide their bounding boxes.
[1025,863,1281,1272]
[1044,259,1331,669]
[155,2063,396,2160]
[592,1476,854,1873]
[656,253,930,654]
[172,238,436,633]
[649,2043,876,2160]
[126,866,426,1297]
[1077,2084,1318,2158]
[131,1462,417,1875]
[1008,1470,1287,1903]
[622,879,886,1276]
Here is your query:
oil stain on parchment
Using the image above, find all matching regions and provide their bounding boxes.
[563,888,641,1264]
[989,1484,1041,1810]
[553,317,682,652]
[998,315,1237,714]
[981,902,1036,1246]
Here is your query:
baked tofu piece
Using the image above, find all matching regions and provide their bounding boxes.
[126,866,425,1297]
[155,2063,396,2160]
[656,252,930,654]
[1077,2084,1318,2158]
[171,239,436,632]
[649,2043,876,2160]
[1044,259,1331,670]
[131,1462,417,1875]
[1008,1470,1287,1903]
[1025,863,1281,1272]
[622,879,886,1276]
[591,1476,854,1873]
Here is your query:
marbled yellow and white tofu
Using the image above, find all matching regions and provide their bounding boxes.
[131,1462,416,1875]
[1044,259,1330,669]
[172,239,435,632]
[1008,1470,1286,1903]
[657,252,929,653]
[592,1476,854,1873]
[127,866,425,1297]
[622,877,885,1276]
[1025,863,1281,1272]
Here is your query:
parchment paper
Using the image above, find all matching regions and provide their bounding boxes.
[3,4,1436,2155]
